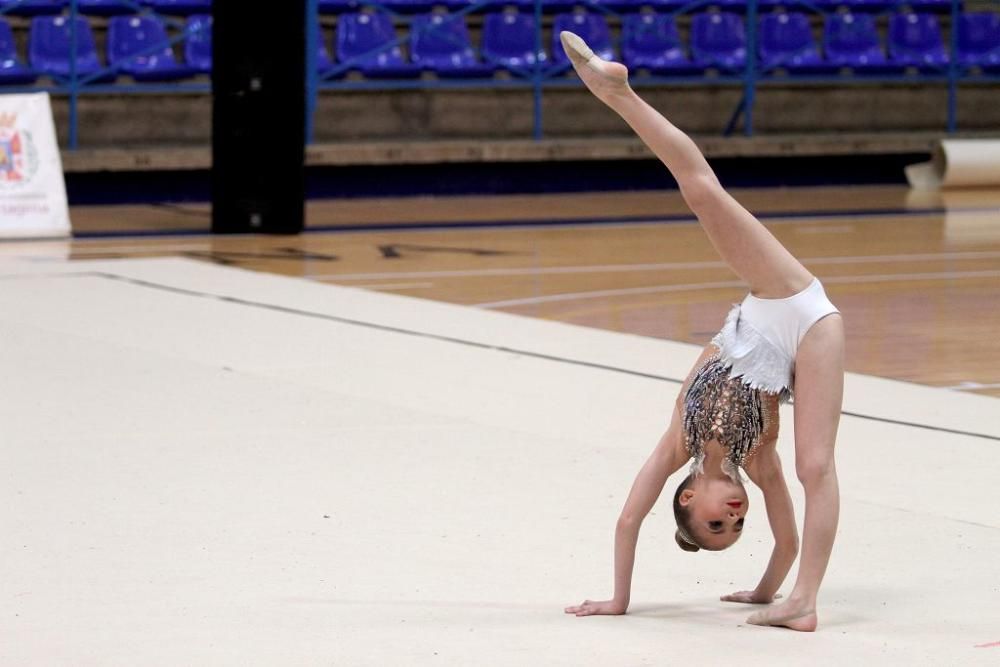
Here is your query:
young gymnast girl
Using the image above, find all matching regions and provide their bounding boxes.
[559,32,845,632]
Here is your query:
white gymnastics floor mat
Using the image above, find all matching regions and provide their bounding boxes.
[1,257,998,665]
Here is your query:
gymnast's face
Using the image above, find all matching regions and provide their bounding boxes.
[679,476,748,550]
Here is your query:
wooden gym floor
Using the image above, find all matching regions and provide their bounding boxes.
[8,183,1000,398]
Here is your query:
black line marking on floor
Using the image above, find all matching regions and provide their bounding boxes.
[93,271,677,382]
[377,244,523,259]
[838,411,1000,441]
[181,248,342,266]
[43,270,1000,444]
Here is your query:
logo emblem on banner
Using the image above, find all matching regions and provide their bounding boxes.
[0,112,40,189]
[0,93,71,237]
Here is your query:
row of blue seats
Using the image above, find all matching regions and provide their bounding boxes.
[0,0,963,16]
[587,10,1000,73]
[2,10,997,84]
[0,14,209,82]
[0,0,208,15]
[322,0,961,13]
[326,9,1000,76]
[340,9,1000,76]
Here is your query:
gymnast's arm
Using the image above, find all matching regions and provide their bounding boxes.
[565,409,688,617]
[741,448,800,601]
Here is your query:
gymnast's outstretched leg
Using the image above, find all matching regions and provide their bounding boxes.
[562,32,843,631]
[559,32,812,299]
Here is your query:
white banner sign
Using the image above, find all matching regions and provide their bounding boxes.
[0,93,70,238]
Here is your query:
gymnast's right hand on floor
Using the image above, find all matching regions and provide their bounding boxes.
[564,598,627,617]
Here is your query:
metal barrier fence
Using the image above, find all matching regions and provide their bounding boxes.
[0,0,210,148]
[306,0,1000,139]
[0,0,997,149]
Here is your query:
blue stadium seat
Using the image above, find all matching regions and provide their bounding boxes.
[596,0,686,11]
[888,13,947,71]
[708,0,763,11]
[0,19,37,84]
[479,0,527,10]
[543,0,584,12]
[958,12,1000,72]
[78,0,135,16]
[144,0,212,14]
[481,12,546,72]
[475,0,605,14]
[903,0,952,13]
[319,0,360,14]
[183,14,211,73]
[430,0,491,11]
[551,13,613,71]
[814,0,891,13]
[810,0,914,9]
[472,0,554,11]
[592,0,641,11]
[621,13,699,74]
[823,13,901,72]
[410,14,494,77]
[108,15,195,81]
[690,12,746,71]
[0,0,65,15]
[29,15,115,81]
[381,0,438,13]
[759,11,832,73]
[336,11,421,78]
[684,0,791,12]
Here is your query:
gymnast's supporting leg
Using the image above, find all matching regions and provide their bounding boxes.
[559,32,812,299]
[748,314,844,631]
[563,32,844,630]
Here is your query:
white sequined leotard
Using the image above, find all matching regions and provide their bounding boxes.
[711,278,839,395]
[682,278,839,481]
[682,354,779,482]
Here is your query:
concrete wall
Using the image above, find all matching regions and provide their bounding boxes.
[49,83,1000,149]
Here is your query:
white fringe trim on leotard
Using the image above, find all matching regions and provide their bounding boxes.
[711,304,794,397]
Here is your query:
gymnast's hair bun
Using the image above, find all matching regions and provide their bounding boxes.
[675,529,700,552]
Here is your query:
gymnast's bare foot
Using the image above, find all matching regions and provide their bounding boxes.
[746,598,817,632]
[559,31,632,107]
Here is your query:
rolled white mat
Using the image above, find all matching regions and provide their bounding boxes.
[906,139,1000,189]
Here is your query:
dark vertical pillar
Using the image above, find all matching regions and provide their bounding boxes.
[212,1,306,234]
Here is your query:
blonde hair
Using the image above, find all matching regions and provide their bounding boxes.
[672,474,701,552]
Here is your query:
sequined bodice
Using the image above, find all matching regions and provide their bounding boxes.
[682,356,778,481]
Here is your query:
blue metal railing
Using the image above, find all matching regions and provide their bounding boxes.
[306,0,320,142]
[0,0,997,148]
[305,0,1000,140]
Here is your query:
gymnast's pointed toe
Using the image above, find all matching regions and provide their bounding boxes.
[559,31,630,100]
[559,31,594,68]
